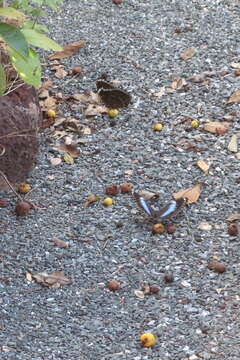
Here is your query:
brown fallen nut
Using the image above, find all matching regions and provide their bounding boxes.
[72,66,83,75]
[152,223,165,234]
[208,260,226,273]
[149,285,160,294]
[166,224,176,234]
[228,223,238,236]
[15,201,31,216]
[0,199,7,207]
[120,183,132,193]
[105,184,119,196]
[108,280,120,291]
[164,273,174,283]
[112,0,122,4]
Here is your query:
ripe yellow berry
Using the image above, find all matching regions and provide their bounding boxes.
[140,332,157,347]
[18,183,31,194]
[103,197,113,206]
[47,109,56,118]
[153,123,163,131]
[108,109,119,118]
[191,120,199,128]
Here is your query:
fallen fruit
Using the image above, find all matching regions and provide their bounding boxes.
[18,183,31,194]
[152,223,165,234]
[153,123,163,131]
[103,197,113,206]
[140,332,157,347]
[208,260,226,273]
[108,280,120,291]
[15,201,31,216]
[47,109,56,118]
[0,199,7,207]
[228,223,238,236]
[191,120,199,128]
[149,285,160,294]
[105,184,119,196]
[112,0,122,4]
[164,273,174,283]
[120,183,132,193]
[166,224,176,234]
[108,109,119,118]
[72,66,82,75]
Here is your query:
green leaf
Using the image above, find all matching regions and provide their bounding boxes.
[8,47,41,88]
[0,23,28,58]
[0,7,26,20]
[0,62,7,95]
[23,21,49,33]
[21,28,62,51]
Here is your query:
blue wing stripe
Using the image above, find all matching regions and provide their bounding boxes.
[159,201,177,218]
[139,197,153,216]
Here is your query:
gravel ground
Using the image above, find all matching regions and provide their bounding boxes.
[1,0,240,359]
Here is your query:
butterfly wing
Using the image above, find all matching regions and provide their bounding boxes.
[134,192,155,217]
[99,88,132,108]
[156,198,186,219]
[96,80,114,90]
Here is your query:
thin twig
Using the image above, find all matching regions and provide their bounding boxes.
[0,171,24,202]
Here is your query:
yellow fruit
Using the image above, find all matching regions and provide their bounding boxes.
[108,109,119,118]
[191,120,199,128]
[18,183,31,194]
[140,332,157,347]
[153,123,163,131]
[103,197,113,206]
[47,109,56,118]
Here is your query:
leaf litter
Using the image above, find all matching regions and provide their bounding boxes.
[32,271,71,288]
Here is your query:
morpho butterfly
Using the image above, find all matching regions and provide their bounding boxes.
[96,79,132,109]
[134,192,186,220]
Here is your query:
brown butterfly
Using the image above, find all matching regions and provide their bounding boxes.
[134,192,186,220]
[96,80,132,108]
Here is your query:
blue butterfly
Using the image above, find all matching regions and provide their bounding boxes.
[134,192,186,219]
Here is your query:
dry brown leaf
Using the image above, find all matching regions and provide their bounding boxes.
[153,87,165,98]
[48,40,86,60]
[171,77,188,90]
[59,144,80,158]
[63,152,74,164]
[227,135,238,153]
[174,182,202,204]
[134,290,145,299]
[196,160,210,174]
[231,62,240,69]
[52,237,69,248]
[55,67,68,79]
[33,271,71,288]
[50,157,62,166]
[180,47,196,61]
[42,96,57,110]
[72,91,100,104]
[85,104,108,118]
[227,213,240,222]
[40,80,53,89]
[83,194,99,208]
[53,130,69,138]
[124,169,134,175]
[38,89,49,99]
[26,272,33,282]
[204,121,229,134]
[197,222,213,231]
[228,90,240,104]
[138,190,159,200]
